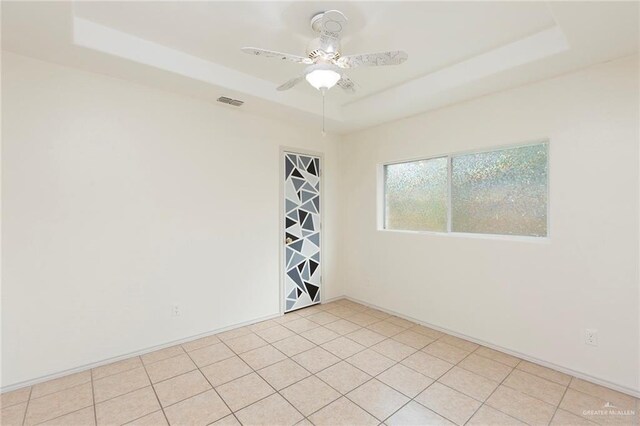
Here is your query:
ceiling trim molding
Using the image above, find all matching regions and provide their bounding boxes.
[342,25,570,128]
[72,16,569,130]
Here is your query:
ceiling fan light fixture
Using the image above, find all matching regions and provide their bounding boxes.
[305,65,341,90]
[242,9,409,133]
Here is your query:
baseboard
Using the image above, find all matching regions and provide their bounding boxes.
[1,311,282,393]
[5,296,638,399]
[322,294,347,304]
[3,298,349,393]
[342,295,640,399]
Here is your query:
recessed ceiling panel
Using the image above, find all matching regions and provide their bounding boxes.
[2,1,638,133]
[72,1,556,103]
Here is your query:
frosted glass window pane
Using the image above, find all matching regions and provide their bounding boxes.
[384,158,448,231]
[451,144,548,237]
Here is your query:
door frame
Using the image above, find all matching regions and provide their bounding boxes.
[279,146,325,315]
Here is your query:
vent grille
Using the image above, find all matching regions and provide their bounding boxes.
[217,96,244,107]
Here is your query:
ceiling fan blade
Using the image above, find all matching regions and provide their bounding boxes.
[319,10,347,53]
[277,76,305,91]
[337,76,357,93]
[336,51,408,69]
[241,47,313,65]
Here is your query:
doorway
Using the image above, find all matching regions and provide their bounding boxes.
[282,151,322,312]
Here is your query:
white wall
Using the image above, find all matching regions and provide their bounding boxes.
[1,52,341,388]
[338,56,639,394]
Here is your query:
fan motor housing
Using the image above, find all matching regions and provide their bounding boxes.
[306,38,341,61]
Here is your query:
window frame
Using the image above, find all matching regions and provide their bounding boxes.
[379,140,550,241]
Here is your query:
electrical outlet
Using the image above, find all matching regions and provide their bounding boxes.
[585,328,598,346]
[172,305,181,317]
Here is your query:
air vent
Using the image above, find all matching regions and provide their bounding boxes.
[217,96,244,107]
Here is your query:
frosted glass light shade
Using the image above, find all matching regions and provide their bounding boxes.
[305,69,341,90]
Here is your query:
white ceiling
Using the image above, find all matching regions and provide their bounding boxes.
[2,1,638,134]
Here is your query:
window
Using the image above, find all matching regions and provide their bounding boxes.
[452,144,547,236]
[383,142,548,237]
[384,157,448,232]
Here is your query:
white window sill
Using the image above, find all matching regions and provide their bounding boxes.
[377,228,551,243]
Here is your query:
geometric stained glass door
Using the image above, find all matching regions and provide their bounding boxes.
[283,152,321,312]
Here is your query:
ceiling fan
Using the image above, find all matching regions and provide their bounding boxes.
[241,10,408,94]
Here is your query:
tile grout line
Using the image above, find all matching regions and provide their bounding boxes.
[471,349,522,369]
[513,361,573,387]
[316,324,505,425]
[216,339,309,423]
[561,386,640,424]
[286,349,377,422]
[498,368,571,409]
[259,365,315,424]
[406,340,480,423]
[90,357,143,382]
[301,302,514,424]
[344,364,419,423]
[90,369,98,426]
[352,332,465,424]
[549,377,572,426]
[22,378,91,402]
[468,360,577,425]
[460,355,524,426]
[216,329,346,422]
[181,342,243,426]
[210,310,389,423]
[20,386,33,426]
[276,332,379,422]
[249,359,310,423]
[30,405,94,426]
[81,361,185,409]
[372,339,465,425]
[423,344,530,425]
[140,353,172,426]
[24,382,96,426]
[380,344,472,425]
[0,395,30,410]
[282,360,342,423]
[292,320,435,423]
[60,378,147,409]
[227,333,344,421]
[120,409,166,426]
[477,354,577,411]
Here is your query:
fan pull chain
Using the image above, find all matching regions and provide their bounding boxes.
[321,88,326,136]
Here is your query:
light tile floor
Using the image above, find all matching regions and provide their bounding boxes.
[2,299,639,426]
